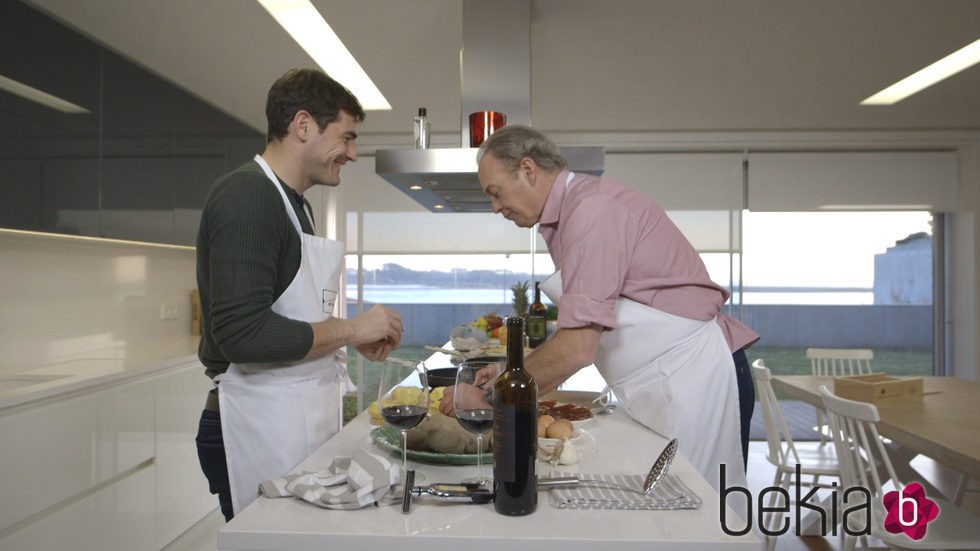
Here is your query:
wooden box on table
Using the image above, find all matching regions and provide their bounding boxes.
[833,373,923,405]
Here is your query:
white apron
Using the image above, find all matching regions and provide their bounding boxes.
[539,272,747,513]
[216,154,352,515]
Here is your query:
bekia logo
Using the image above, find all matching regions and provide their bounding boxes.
[882,482,939,540]
[719,465,941,540]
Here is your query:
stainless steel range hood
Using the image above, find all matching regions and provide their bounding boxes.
[375,0,605,213]
[376,146,605,212]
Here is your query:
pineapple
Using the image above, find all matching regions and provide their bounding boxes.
[511,280,530,317]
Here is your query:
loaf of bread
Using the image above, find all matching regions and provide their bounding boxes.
[405,411,490,454]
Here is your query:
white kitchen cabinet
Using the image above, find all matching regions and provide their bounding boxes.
[0,377,155,533]
[0,465,155,551]
[153,362,215,548]
[0,356,217,550]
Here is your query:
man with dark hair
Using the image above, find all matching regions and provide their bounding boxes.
[474,124,759,518]
[195,68,403,520]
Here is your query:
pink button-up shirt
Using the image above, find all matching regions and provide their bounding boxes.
[538,170,759,352]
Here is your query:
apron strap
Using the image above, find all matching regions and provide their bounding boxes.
[253,154,315,236]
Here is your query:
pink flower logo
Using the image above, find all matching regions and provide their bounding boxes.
[882,482,940,540]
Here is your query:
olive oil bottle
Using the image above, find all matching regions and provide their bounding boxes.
[527,281,547,348]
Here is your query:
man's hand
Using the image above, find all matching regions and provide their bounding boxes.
[349,305,403,348]
[306,304,404,361]
[355,339,393,362]
[439,382,492,416]
[439,363,501,415]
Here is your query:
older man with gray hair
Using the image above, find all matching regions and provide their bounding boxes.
[474,125,759,503]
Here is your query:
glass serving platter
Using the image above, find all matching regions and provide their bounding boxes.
[370,425,492,466]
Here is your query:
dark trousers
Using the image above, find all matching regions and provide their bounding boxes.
[195,408,234,522]
[732,348,754,470]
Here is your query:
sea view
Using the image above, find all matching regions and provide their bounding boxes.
[347,284,878,305]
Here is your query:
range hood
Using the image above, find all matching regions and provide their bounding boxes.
[375,0,605,213]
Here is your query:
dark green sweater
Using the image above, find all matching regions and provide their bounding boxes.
[196,160,316,379]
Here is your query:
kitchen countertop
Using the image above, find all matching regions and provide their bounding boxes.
[0,335,200,410]
[218,367,759,551]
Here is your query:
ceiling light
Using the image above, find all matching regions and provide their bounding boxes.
[408,185,423,191]
[0,74,89,113]
[861,37,980,105]
[256,0,390,110]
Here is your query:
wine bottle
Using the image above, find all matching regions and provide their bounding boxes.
[492,316,538,516]
[527,281,547,348]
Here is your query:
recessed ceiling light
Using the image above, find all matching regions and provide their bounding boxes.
[861,37,980,105]
[408,185,423,191]
[434,204,445,209]
[256,0,390,110]
[0,74,89,114]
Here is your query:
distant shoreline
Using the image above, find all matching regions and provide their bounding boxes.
[346,284,881,305]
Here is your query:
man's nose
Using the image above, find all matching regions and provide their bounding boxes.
[491,197,502,213]
[346,142,358,162]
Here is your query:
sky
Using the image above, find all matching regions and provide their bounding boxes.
[741,211,932,288]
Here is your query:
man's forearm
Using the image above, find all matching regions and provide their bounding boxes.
[525,324,602,395]
[304,317,356,360]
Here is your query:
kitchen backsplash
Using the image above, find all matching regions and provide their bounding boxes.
[0,230,198,373]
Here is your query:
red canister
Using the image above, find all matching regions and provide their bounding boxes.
[469,111,506,147]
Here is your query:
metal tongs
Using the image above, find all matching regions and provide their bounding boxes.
[539,438,679,496]
[402,470,493,514]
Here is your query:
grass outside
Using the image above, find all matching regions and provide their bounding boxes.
[745,346,933,400]
[342,345,934,423]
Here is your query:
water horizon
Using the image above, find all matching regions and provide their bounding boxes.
[347,284,881,305]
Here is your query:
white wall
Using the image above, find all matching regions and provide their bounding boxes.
[0,230,198,372]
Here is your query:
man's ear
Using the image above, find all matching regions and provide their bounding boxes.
[520,157,536,184]
[292,110,313,141]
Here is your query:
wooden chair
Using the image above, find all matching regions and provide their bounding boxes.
[819,385,980,550]
[752,360,841,550]
[807,348,874,443]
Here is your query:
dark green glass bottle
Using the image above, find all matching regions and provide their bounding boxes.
[527,282,547,348]
[492,316,538,515]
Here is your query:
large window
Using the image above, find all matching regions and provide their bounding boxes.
[340,150,955,420]
[741,211,935,377]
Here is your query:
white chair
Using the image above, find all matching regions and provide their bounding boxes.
[752,360,841,550]
[807,348,874,443]
[819,385,980,550]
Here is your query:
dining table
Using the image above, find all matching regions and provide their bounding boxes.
[217,363,760,551]
[770,375,980,484]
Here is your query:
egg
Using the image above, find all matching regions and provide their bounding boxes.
[546,418,574,439]
[537,414,556,436]
[537,418,550,436]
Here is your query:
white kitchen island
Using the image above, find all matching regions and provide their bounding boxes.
[218,364,759,551]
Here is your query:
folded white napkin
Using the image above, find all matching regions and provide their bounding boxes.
[547,472,702,510]
[259,449,401,510]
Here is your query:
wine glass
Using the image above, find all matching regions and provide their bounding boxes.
[378,357,430,479]
[453,359,504,487]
